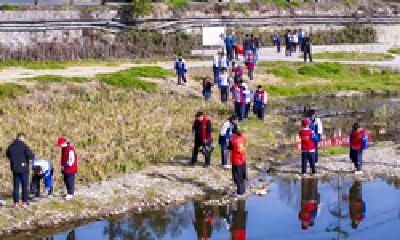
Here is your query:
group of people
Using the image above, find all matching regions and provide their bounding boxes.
[4,133,78,208]
[273,29,313,62]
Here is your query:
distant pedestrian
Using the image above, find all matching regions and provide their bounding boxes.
[242,83,253,119]
[31,159,54,198]
[232,62,244,84]
[218,67,230,103]
[298,29,305,52]
[232,32,239,60]
[213,51,223,83]
[349,123,368,174]
[191,112,213,167]
[246,54,256,82]
[285,30,292,56]
[243,34,252,61]
[225,33,236,62]
[292,30,299,52]
[56,137,78,200]
[251,34,260,62]
[229,129,247,195]
[253,85,268,120]
[233,83,245,121]
[202,77,213,101]
[273,33,281,53]
[174,55,187,85]
[299,119,318,176]
[219,116,238,169]
[6,133,35,208]
[303,33,313,62]
[308,110,323,165]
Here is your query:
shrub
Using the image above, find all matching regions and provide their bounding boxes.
[0,83,29,99]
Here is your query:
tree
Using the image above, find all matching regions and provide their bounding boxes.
[127,0,152,18]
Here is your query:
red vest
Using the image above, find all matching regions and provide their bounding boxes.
[299,129,315,151]
[350,129,366,150]
[232,230,246,240]
[61,145,78,174]
[201,116,213,142]
[230,134,247,166]
[255,90,265,103]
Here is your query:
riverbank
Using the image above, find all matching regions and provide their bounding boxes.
[0,164,268,237]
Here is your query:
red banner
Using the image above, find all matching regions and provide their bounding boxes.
[295,133,372,150]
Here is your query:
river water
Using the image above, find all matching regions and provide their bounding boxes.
[31,176,400,240]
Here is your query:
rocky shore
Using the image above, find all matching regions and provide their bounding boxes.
[0,163,266,237]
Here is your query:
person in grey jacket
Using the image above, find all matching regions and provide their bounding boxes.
[6,133,35,208]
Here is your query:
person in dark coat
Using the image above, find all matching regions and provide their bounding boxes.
[191,112,212,167]
[6,133,35,208]
[303,33,313,62]
[202,77,213,101]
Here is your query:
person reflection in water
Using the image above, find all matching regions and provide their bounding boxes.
[298,178,319,230]
[349,180,366,229]
[231,200,247,240]
[194,201,214,240]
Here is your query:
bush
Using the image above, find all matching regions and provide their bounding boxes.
[0,83,28,99]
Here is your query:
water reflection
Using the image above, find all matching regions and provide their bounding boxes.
[299,178,320,231]
[349,180,366,230]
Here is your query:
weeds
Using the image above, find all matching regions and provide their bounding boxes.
[311,52,394,61]
[0,83,29,99]
[388,48,400,55]
[24,75,89,83]
[0,59,123,70]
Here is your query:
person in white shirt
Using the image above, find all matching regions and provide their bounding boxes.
[218,67,230,103]
[219,116,238,169]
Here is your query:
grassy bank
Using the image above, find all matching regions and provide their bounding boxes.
[388,48,400,55]
[257,61,400,96]
[310,51,394,61]
[0,59,125,70]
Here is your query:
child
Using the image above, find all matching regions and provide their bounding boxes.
[253,85,268,120]
[299,119,318,176]
[349,123,368,174]
[202,77,213,101]
[31,159,54,198]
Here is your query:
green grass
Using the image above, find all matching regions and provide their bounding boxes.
[388,48,400,55]
[0,59,123,70]
[259,61,400,96]
[23,75,89,83]
[0,83,29,99]
[0,4,20,10]
[311,51,394,61]
[96,66,173,92]
[251,0,301,7]
[320,146,348,157]
[167,0,188,8]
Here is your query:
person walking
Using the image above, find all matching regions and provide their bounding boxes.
[218,67,230,103]
[292,30,299,53]
[6,133,35,208]
[273,33,281,53]
[251,34,260,62]
[202,77,213,101]
[253,85,268,120]
[298,29,305,52]
[246,54,256,82]
[213,51,222,83]
[225,33,236,62]
[174,55,187,85]
[303,33,313,62]
[349,123,368,174]
[229,129,247,195]
[191,112,213,167]
[285,30,292,57]
[219,116,238,169]
[233,83,245,121]
[243,34,252,61]
[309,110,323,165]
[31,158,54,198]
[242,83,253,119]
[299,119,318,176]
[56,137,78,200]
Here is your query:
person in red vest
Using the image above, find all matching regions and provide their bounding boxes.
[191,112,213,167]
[231,199,247,240]
[298,178,319,230]
[349,180,366,229]
[228,129,247,195]
[56,137,78,200]
[349,123,368,174]
[299,119,318,176]
[253,85,268,120]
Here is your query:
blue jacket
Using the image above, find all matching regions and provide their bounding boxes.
[175,59,187,75]
[309,118,321,143]
[225,35,235,48]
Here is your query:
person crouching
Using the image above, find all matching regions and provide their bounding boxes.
[228,129,247,195]
[56,137,78,200]
[31,159,54,198]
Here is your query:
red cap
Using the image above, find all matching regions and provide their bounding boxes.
[302,119,310,127]
[56,137,67,147]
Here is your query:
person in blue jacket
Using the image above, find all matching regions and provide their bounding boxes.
[225,33,236,62]
[31,159,54,198]
[174,55,187,85]
[273,33,281,53]
[219,116,238,169]
[308,110,323,165]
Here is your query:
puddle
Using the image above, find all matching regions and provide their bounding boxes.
[17,176,400,240]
